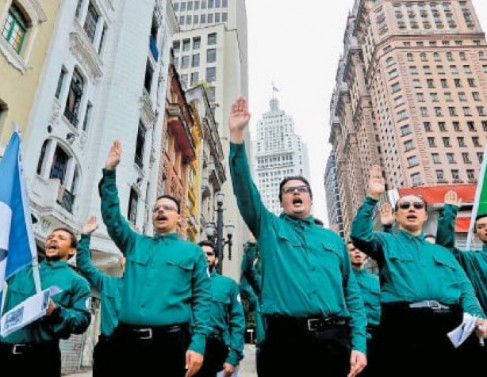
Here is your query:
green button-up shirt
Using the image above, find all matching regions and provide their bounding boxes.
[437,204,487,312]
[77,234,122,336]
[208,269,245,366]
[1,260,91,344]
[352,268,381,330]
[351,197,485,318]
[99,169,211,354]
[230,142,367,352]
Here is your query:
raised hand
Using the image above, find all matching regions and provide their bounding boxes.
[444,190,462,208]
[105,140,122,170]
[380,202,394,225]
[368,165,385,199]
[82,216,99,235]
[229,96,251,133]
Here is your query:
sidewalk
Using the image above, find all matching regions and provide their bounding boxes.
[63,344,257,377]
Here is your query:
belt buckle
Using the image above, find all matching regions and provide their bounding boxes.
[307,318,321,331]
[428,301,441,310]
[12,344,26,355]
[135,328,153,340]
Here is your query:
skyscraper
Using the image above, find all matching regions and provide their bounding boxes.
[171,0,249,278]
[253,97,310,216]
[328,0,487,235]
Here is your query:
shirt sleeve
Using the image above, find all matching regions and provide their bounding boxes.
[436,204,466,263]
[99,169,136,254]
[76,234,105,292]
[188,251,212,354]
[225,281,246,366]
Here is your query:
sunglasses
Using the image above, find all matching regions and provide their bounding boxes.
[398,201,425,210]
[282,185,310,195]
[152,204,178,213]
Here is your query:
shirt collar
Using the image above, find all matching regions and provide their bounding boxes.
[280,213,314,226]
[153,232,179,240]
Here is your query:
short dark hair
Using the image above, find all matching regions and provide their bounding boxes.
[155,194,181,214]
[198,240,216,251]
[278,175,313,201]
[475,213,487,223]
[51,227,78,248]
[394,194,428,212]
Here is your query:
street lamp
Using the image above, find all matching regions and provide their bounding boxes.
[204,192,235,274]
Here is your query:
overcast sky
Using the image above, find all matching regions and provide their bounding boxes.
[246,0,487,224]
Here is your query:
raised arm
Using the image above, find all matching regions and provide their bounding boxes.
[350,165,385,263]
[436,190,462,252]
[380,202,394,234]
[77,216,106,291]
[99,141,136,253]
[228,97,267,238]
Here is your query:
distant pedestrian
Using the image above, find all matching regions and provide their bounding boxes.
[229,96,367,377]
[351,165,487,377]
[99,140,211,377]
[196,240,245,377]
[77,216,123,377]
[0,227,92,377]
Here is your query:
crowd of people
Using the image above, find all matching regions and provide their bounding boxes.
[1,96,487,377]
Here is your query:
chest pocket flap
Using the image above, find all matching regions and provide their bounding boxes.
[277,226,301,247]
[433,255,457,271]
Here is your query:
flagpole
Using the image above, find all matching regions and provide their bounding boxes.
[466,143,487,249]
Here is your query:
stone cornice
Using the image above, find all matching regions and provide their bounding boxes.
[69,21,103,81]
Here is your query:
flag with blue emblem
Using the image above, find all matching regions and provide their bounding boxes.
[0,131,37,305]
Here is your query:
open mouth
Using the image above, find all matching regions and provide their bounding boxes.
[406,214,417,220]
[156,215,168,221]
[292,197,303,205]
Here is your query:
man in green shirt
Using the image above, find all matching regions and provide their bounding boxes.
[347,241,380,377]
[229,97,367,377]
[78,216,123,377]
[100,140,211,377]
[0,227,92,377]
[437,189,487,374]
[196,240,245,377]
[351,165,487,377]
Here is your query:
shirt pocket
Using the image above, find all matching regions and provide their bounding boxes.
[319,243,342,271]
[276,227,301,247]
[166,259,194,277]
[126,252,149,266]
[432,255,460,291]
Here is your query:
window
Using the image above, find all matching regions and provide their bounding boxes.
[443,137,451,147]
[416,93,425,102]
[454,79,462,87]
[445,92,453,102]
[134,122,145,168]
[394,96,404,106]
[448,107,457,116]
[457,137,466,147]
[173,41,180,53]
[458,92,467,102]
[206,48,216,63]
[83,2,99,43]
[451,170,460,181]
[437,65,444,74]
[462,152,471,163]
[472,92,481,101]
[468,78,476,87]
[467,170,475,181]
[55,67,68,99]
[64,68,84,127]
[427,79,435,88]
[482,121,487,132]
[193,37,201,49]
[407,156,419,167]
[427,137,436,147]
[409,66,418,75]
[82,101,92,131]
[2,3,28,53]
[463,107,472,116]
[450,65,458,74]
[463,65,472,74]
[467,121,476,131]
[446,153,455,163]
[400,124,411,136]
[478,152,484,163]
[440,79,448,88]
[398,109,408,120]
[412,79,420,89]
[420,107,428,117]
[438,122,446,132]
[392,82,402,92]
[208,32,217,45]
[430,93,438,102]
[407,53,413,62]
[128,188,139,225]
[192,53,200,67]
[144,60,153,93]
[207,13,213,23]
[423,66,431,74]
[181,55,190,68]
[453,121,461,131]
[432,153,440,164]
[206,66,216,82]
[404,140,414,151]
[436,170,444,181]
[411,173,422,186]
[477,106,485,116]
[36,140,48,175]
[191,72,199,85]
[50,146,69,184]
[423,122,432,132]
[472,137,480,147]
[183,39,191,51]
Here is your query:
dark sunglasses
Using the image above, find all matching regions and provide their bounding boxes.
[398,201,425,210]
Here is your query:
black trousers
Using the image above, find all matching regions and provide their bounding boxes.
[194,335,229,377]
[376,303,463,377]
[360,326,378,377]
[456,330,487,375]
[112,322,191,376]
[93,334,119,377]
[258,316,351,377]
[0,341,60,377]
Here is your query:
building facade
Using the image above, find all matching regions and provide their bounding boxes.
[171,0,249,278]
[328,0,487,236]
[253,97,310,216]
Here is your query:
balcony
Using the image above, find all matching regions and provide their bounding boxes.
[57,187,75,213]
[64,108,79,127]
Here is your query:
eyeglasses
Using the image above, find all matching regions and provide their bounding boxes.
[205,252,215,257]
[398,201,425,210]
[152,204,178,213]
[282,185,310,195]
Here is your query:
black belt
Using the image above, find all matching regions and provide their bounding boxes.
[409,300,450,311]
[266,315,349,332]
[117,322,189,340]
[0,341,57,355]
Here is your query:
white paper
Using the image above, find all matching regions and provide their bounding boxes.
[447,312,478,348]
[1,285,62,337]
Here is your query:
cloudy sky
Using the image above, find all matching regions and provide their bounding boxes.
[246,0,487,223]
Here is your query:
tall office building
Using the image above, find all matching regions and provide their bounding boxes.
[328,0,487,235]
[171,0,249,278]
[253,97,310,216]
